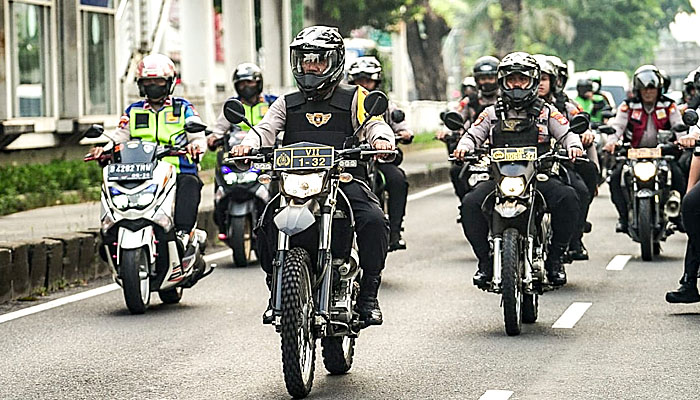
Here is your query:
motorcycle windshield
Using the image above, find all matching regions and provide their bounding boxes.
[495,161,534,178]
[115,141,157,164]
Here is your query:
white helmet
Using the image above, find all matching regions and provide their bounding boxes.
[136,53,177,100]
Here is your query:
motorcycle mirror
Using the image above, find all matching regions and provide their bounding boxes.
[184,120,207,133]
[439,111,446,122]
[84,124,105,139]
[598,124,616,135]
[443,111,465,131]
[569,114,589,134]
[657,129,675,144]
[391,109,405,124]
[682,109,699,127]
[364,91,389,117]
[672,123,689,133]
[223,98,247,125]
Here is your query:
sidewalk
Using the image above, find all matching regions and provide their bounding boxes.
[0,147,450,242]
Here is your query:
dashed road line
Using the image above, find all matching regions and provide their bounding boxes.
[552,302,592,329]
[606,255,632,271]
[407,182,452,202]
[479,390,514,400]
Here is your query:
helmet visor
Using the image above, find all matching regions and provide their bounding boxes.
[635,70,661,90]
[291,49,340,77]
[500,70,537,90]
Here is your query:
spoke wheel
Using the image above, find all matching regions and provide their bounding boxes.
[501,228,522,336]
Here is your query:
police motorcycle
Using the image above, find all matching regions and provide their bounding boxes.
[83,123,214,314]
[593,110,617,185]
[225,92,397,398]
[211,127,270,267]
[445,111,589,336]
[369,108,412,213]
[598,122,688,261]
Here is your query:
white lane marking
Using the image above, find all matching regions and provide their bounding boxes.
[0,183,450,324]
[0,248,235,324]
[479,390,513,400]
[407,182,452,202]
[552,302,592,329]
[0,284,120,325]
[606,255,631,271]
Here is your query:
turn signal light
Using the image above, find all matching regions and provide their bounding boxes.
[258,174,272,185]
[339,173,353,183]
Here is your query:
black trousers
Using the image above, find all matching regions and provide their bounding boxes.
[378,162,409,235]
[564,166,592,242]
[609,159,686,223]
[174,174,203,232]
[256,181,389,275]
[460,178,580,264]
[682,181,700,279]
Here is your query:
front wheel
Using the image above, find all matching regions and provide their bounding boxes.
[228,215,252,268]
[120,248,151,314]
[158,287,183,304]
[638,198,654,261]
[280,247,316,398]
[321,336,355,375]
[501,228,522,336]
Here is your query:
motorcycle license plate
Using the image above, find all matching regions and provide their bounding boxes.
[490,146,537,162]
[107,162,154,181]
[627,147,661,159]
[273,146,334,170]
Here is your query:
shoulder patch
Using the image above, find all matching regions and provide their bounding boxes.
[473,110,488,126]
[668,103,676,113]
[619,103,629,112]
[550,109,568,125]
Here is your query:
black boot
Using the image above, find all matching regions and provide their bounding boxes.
[388,231,406,252]
[262,274,274,324]
[616,219,628,233]
[546,244,568,286]
[666,274,700,304]
[473,259,493,289]
[568,238,589,261]
[356,273,383,325]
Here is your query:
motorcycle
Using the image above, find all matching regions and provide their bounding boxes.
[212,128,271,267]
[83,123,214,314]
[598,124,686,261]
[224,92,396,398]
[444,111,589,336]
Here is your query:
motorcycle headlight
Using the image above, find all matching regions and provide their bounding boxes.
[224,173,237,185]
[633,162,656,182]
[281,172,326,198]
[499,177,526,197]
[110,184,158,210]
[239,171,259,184]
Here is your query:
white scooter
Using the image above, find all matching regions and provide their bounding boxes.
[84,122,214,314]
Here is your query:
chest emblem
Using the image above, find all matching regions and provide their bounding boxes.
[306,112,332,128]
[275,152,291,167]
[655,108,667,120]
[164,111,180,124]
[501,119,520,132]
[631,109,643,121]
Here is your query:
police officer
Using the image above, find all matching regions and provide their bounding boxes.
[89,54,205,243]
[454,52,584,287]
[231,26,395,326]
[208,63,277,240]
[347,56,414,251]
[603,65,687,233]
[534,54,596,260]
[667,111,700,303]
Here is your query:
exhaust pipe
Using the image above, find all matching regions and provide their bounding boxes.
[665,190,682,218]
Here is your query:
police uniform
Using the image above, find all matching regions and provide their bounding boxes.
[456,99,583,270]
[109,96,206,232]
[608,95,685,226]
[378,101,413,244]
[241,83,395,277]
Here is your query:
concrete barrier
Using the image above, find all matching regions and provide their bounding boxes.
[0,166,449,305]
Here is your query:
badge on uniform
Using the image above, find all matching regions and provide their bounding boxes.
[164,111,180,124]
[501,119,520,132]
[655,108,667,120]
[306,113,332,127]
[260,105,269,117]
[134,113,149,129]
[631,109,642,122]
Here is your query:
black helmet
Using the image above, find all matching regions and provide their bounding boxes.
[633,64,662,98]
[588,70,602,93]
[576,79,593,98]
[533,54,557,95]
[683,70,696,95]
[460,76,477,98]
[289,26,345,100]
[693,67,700,90]
[497,52,540,110]
[347,56,382,86]
[232,63,263,100]
[473,55,500,96]
[547,55,568,89]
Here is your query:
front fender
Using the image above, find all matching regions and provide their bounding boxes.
[274,199,317,236]
[636,188,655,199]
[229,200,255,217]
[117,225,156,265]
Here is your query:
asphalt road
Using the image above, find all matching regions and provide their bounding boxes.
[1,185,699,399]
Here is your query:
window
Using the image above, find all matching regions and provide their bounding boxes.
[82,11,116,115]
[10,2,52,118]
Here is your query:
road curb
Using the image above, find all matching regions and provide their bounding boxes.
[0,166,449,304]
